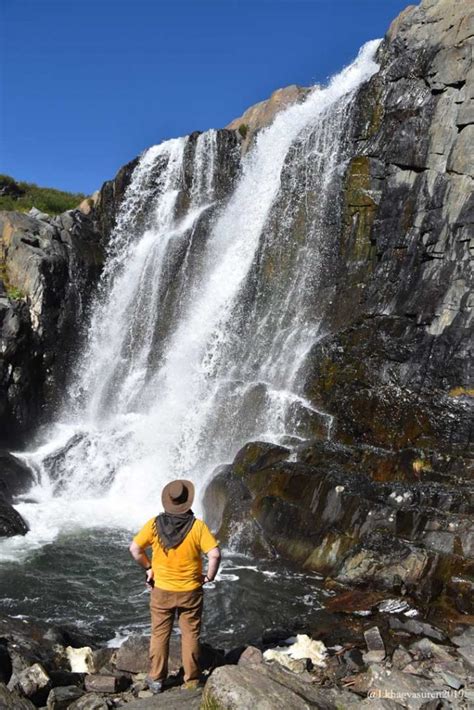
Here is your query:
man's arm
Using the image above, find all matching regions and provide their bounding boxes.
[129,541,154,584]
[203,546,221,583]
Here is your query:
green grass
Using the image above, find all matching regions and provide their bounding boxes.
[0,174,86,216]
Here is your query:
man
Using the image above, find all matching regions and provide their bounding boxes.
[129,479,221,694]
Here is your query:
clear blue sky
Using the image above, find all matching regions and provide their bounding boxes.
[1,0,410,194]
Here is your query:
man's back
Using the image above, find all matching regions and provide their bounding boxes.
[133,517,218,591]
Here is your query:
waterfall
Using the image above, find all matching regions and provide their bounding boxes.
[8,40,380,549]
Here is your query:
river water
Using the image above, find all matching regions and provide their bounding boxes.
[0,528,330,649]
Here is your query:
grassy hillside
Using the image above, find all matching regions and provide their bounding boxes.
[0,174,86,216]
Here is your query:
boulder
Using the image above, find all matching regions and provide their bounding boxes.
[0,451,33,502]
[46,685,84,710]
[237,646,263,666]
[0,498,28,537]
[114,635,151,674]
[202,663,335,709]
[364,664,450,710]
[8,662,51,705]
[363,627,386,664]
[0,682,35,709]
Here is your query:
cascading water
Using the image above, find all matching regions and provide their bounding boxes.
[4,40,380,556]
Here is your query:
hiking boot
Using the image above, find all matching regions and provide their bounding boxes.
[145,676,163,694]
[181,679,200,690]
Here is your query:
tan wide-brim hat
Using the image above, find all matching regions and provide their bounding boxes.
[162,479,195,514]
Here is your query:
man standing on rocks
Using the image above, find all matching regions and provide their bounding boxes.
[129,479,221,694]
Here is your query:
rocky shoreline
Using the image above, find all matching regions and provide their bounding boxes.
[1,588,473,709]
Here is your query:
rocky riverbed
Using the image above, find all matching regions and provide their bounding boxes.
[1,588,473,709]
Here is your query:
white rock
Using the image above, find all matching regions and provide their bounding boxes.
[264,634,327,668]
[66,645,94,673]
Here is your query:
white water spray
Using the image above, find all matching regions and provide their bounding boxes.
[3,41,380,556]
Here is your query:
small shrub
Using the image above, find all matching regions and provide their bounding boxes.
[0,174,86,216]
[238,123,249,139]
[6,285,25,301]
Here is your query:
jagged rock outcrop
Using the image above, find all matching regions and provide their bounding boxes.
[304,0,474,459]
[0,210,102,443]
[204,0,474,607]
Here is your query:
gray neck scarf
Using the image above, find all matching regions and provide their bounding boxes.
[154,510,195,552]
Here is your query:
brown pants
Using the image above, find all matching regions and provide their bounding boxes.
[149,586,203,682]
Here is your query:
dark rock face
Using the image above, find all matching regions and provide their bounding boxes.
[0,499,28,537]
[0,451,34,502]
[0,129,240,448]
[205,432,474,608]
[204,0,473,608]
[303,0,473,460]
[0,210,103,444]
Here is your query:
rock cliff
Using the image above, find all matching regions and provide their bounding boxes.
[204,0,474,610]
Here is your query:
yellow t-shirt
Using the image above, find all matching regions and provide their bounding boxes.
[133,517,219,592]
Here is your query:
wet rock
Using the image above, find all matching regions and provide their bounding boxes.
[46,684,84,710]
[325,589,386,614]
[336,532,430,590]
[0,682,35,709]
[363,626,385,664]
[0,451,33,502]
[0,497,28,537]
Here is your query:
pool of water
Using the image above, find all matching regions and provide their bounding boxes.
[0,528,332,649]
